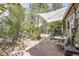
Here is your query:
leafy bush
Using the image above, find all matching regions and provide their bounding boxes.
[46,20,62,30]
[23,21,41,40]
[0,4,25,42]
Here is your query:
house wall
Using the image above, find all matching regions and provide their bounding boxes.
[63,5,75,38]
[75,4,79,18]
[75,4,79,25]
[74,4,79,43]
[62,3,79,44]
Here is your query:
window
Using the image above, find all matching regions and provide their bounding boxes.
[67,21,69,29]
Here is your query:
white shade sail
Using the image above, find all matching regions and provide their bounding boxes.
[38,7,68,22]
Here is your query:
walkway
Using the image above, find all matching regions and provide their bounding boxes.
[26,37,64,56]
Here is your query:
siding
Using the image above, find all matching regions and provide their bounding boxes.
[63,5,75,38]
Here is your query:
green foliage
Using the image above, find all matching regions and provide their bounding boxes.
[51,3,63,11]
[27,26,41,40]
[23,19,41,40]
[0,3,50,41]
[0,4,25,42]
[24,3,50,40]
[46,20,62,30]
[30,3,49,13]
[0,4,6,14]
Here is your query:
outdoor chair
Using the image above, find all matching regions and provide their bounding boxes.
[56,36,69,49]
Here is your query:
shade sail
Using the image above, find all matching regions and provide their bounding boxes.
[38,7,68,22]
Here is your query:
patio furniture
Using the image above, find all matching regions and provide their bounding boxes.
[56,38,68,49]
[54,36,66,41]
[55,36,69,49]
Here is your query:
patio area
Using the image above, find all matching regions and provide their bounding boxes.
[26,37,64,56]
